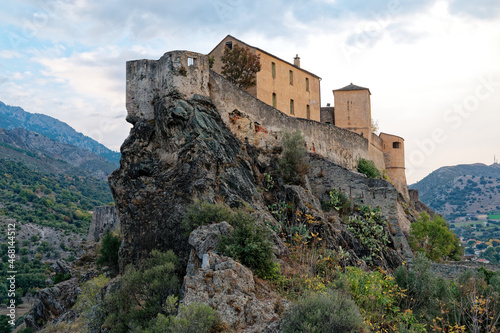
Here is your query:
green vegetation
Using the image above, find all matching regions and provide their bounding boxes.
[0,159,112,234]
[218,210,275,277]
[321,188,351,215]
[74,275,110,331]
[357,158,380,179]
[181,200,232,232]
[281,289,364,333]
[346,206,390,265]
[96,231,121,276]
[220,43,261,89]
[104,250,181,332]
[279,130,310,184]
[409,212,463,262]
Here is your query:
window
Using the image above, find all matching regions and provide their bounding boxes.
[290,99,294,115]
[272,93,277,108]
[289,70,293,85]
[271,62,276,79]
[225,41,233,50]
[188,57,194,66]
[305,78,309,91]
[306,104,310,119]
[393,142,401,149]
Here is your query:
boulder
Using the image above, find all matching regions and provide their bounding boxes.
[24,278,80,330]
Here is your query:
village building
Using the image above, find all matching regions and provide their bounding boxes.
[209,35,322,122]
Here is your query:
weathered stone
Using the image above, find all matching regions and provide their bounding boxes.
[24,278,80,331]
[88,206,120,244]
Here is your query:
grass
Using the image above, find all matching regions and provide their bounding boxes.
[488,214,500,219]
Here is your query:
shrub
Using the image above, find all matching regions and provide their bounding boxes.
[104,250,181,332]
[74,275,110,332]
[279,130,310,184]
[346,206,389,264]
[281,289,364,333]
[96,231,121,276]
[322,188,351,215]
[157,303,220,333]
[181,201,232,232]
[218,210,275,277]
[409,212,463,262]
[357,158,380,178]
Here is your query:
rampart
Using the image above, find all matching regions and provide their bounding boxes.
[126,51,407,194]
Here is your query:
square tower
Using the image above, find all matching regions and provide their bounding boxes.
[332,83,372,140]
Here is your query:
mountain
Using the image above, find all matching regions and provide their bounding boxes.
[0,101,120,165]
[0,128,117,180]
[410,163,500,219]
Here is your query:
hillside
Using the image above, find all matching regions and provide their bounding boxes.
[410,163,500,219]
[0,101,120,165]
[0,128,117,180]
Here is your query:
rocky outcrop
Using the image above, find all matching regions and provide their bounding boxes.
[24,278,80,330]
[88,205,120,243]
[109,91,262,270]
[183,223,288,332]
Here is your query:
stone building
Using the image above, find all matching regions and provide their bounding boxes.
[209,35,321,121]
[321,83,408,198]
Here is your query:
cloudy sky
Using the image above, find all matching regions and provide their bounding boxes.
[0,0,499,184]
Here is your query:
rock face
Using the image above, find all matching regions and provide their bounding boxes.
[24,278,80,330]
[183,223,287,332]
[88,205,120,243]
[109,52,261,269]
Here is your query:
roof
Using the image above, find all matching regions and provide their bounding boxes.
[209,35,321,80]
[333,83,371,95]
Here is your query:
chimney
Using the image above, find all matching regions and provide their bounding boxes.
[293,54,300,68]
[327,103,331,107]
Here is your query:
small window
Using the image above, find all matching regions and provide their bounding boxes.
[306,104,310,119]
[188,57,194,66]
[271,62,276,79]
[305,78,309,91]
[225,41,233,50]
[289,70,293,85]
[290,99,294,115]
[393,142,401,149]
[272,93,277,108]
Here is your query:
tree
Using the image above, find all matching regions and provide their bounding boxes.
[409,212,463,262]
[221,44,261,89]
[278,130,310,184]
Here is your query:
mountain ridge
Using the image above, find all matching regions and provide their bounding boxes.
[410,162,500,219]
[0,101,120,165]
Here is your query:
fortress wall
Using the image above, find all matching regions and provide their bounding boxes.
[209,70,372,171]
[126,51,209,124]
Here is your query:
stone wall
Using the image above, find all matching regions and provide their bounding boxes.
[209,70,373,171]
[307,155,414,261]
[430,262,500,280]
[88,206,120,243]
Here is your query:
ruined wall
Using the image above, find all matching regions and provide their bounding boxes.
[88,206,120,243]
[431,262,500,280]
[209,70,372,171]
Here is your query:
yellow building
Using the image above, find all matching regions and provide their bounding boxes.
[209,35,321,121]
[322,83,409,198]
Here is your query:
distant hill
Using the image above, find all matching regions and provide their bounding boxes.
[410,163,500,219]
[0,101,120,165]
[0,128,117,180]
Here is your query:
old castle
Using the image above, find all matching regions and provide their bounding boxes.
[127,35,408,198]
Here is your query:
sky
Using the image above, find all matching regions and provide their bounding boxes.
[0,0,499,184]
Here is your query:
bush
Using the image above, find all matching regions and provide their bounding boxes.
[74,275,110,331]
[357,158,380,178]
[151,303,220,333]
[218,210,275,277]
[321,188,351,215]
[182,201,232,232]
[104,250,181,332]
[279,130,310,184]
[409,212,463,262]
[96,231,121,275]
[281,289,364,333]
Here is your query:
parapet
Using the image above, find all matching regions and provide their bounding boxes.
[126,51,209,124]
